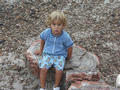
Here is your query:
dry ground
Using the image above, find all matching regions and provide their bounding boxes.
[0,0,120,87]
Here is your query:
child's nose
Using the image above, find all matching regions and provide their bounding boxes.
[55,25,59,28]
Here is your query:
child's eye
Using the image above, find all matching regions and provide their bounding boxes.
[53,24,56,26]
[58,24,61,26]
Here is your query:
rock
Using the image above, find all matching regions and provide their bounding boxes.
[0,40,5,44]
[65,46,99,73]
[25,40,42,77]
[65,45,86,70]
[66,71,100,82]
[68,81,118,90]
[104,0,110,4]
[116,74,120,88]
[25,40,101,90]
[0,58,3,64]
[77,52,99,72]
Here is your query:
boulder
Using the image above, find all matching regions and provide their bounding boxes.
[25,40,117,90]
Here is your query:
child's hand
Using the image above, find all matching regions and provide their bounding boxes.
[34,50,41,55]
[66,57,70,61]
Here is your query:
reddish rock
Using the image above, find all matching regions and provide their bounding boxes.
[25,40,40,77]
[66,71,100,82]
[68,81,117,90]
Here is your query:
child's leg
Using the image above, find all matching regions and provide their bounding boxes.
[39,54,53,89]
[40,68,48,88]
[53,56,65,87]
[55,69,63,87]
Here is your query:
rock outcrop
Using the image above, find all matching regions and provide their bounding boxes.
[26,40,118,90]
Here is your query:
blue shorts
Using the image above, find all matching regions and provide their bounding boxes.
[38,53,65,71]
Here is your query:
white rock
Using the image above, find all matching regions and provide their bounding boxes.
[116,74,120,88]
[0,58,3,63]
[104,0,110,4]
[6,0,19,4]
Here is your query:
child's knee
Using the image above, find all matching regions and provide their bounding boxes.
[56,69,63,73]
[41,68,48,73]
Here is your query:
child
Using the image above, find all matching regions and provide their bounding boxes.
[35,10,73,90]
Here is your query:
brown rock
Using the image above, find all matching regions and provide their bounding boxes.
[66,71,100,82]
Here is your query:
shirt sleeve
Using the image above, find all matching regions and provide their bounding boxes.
[64,33,73,48]
[40,29,48,40]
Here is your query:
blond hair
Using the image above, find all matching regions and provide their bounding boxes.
[46,10,67,26]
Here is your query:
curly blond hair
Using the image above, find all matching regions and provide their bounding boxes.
[46,10,67,26]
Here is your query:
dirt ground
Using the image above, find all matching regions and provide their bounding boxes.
[0,0,120,89]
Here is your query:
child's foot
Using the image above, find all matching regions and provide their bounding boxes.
[40,88,46,90]
[53,87,60,90]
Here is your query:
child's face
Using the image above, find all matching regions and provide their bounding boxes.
[50,20,64,36]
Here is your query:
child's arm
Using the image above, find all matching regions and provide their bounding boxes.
[66,47,73,60]
[39,39,45,55]
[35,39,45,55]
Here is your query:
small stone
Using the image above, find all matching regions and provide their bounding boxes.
[0,40,5,44]
[0,58,3,64]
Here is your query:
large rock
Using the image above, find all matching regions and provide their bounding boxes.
[65,45,100,72]
[25,40,108,90]
[25,40,119,90]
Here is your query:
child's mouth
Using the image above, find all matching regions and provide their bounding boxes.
[55,30,58,33]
